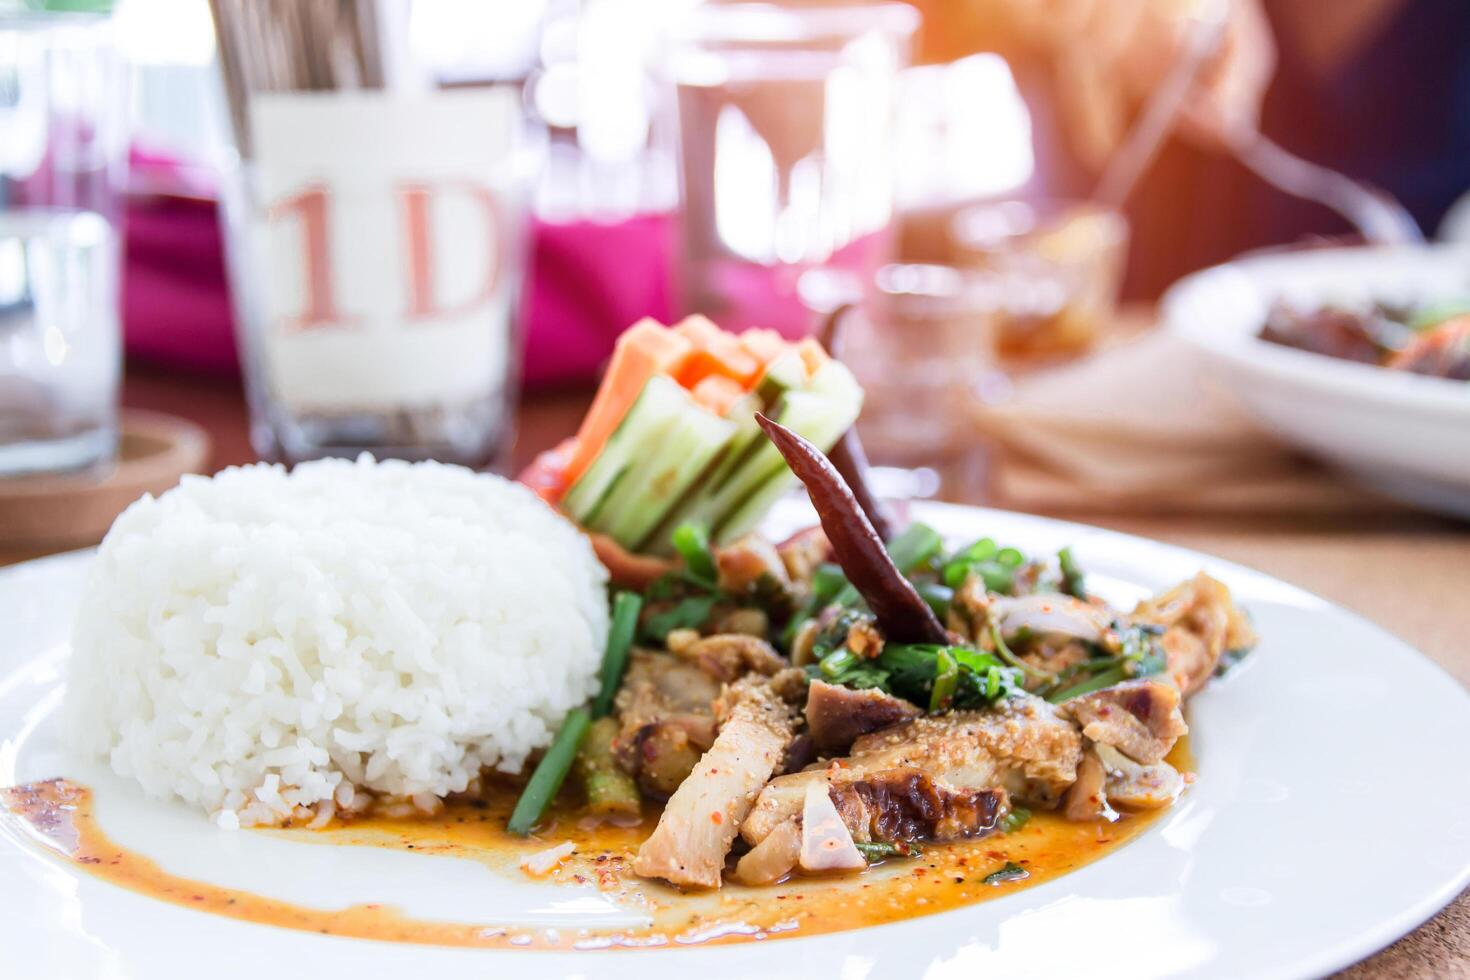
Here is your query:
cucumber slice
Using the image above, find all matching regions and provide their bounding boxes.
[755,349,807,406]
[562,375,692,524]
[595,403,737,551]
[709,380,862,543]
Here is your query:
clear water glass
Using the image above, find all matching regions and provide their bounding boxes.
[663,2,917,338]
[0,12,126,476]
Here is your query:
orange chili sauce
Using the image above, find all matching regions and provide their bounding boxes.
[1,741,1189,951]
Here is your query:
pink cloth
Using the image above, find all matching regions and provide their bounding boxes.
[518,212,675,387]
[122,147,239,376]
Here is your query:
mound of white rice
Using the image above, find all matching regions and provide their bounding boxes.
[65,455,609,829]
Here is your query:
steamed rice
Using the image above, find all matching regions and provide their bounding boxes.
[64,455,609,828]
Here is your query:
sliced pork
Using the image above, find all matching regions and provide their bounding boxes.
[632,676,798,889]
[804,680,921,755]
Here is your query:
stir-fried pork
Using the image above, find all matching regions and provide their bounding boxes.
[1062,749,1116,822]
[1094,744,1183,808]
[743,695,1080,847]
[672,633,786,683]
[716,534,795,607]
[632,676,799,889]
[1134,573,1256,695]
[804,680,921,755]
[613,652,720,797]
[1060,679,1187,765]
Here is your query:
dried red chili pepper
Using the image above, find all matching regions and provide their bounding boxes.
[817,304,895,540]
[756,413,948,645]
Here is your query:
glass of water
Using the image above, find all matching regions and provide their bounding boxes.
[0,11,126,476]
[662,2,918,338]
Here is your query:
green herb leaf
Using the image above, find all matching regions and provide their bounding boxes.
[671,522,718,589]
[854,840,921,861]
[641,595,717,642]
[982,861,1030,885]
[887,522,944,574]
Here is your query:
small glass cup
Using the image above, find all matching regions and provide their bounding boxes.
[0,11,126,477]
[952,198,1129,368]
[662,1,918,338]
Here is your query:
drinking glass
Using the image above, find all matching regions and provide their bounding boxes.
[663,1,917,338]
[0,11,126,476]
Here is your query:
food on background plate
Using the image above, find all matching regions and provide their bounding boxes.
[1260,299,1470,380]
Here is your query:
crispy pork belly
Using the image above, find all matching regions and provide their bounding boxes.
[804,680,921,755]
[613,651,720,797]
[1060,679,1188,765]
[633,677,798,889]
[1133,573,1255,696]
[742,695,1080,846]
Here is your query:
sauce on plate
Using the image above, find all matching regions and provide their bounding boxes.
[0,741,1187,951]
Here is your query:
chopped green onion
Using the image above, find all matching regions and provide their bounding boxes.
[819,648,859,680]
[593,592,642,718]
[1058,546,1085,598]
[915,581,953,619]
[671,522,717,588]
[983,861,1030,885]
[508,708,591,835]
[999,806,1031,833]
[929,647,959,712]
[996,547,1025,569]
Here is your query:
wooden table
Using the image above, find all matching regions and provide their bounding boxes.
[6,361,1467,976]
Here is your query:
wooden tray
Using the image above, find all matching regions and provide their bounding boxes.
[0,411,211,552]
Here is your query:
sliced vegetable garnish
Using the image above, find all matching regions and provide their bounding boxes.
[508,708,591,836]
[983,861,1030,885]
[671,522,718,589]
[593,591,642,718]
[756,414,948,645]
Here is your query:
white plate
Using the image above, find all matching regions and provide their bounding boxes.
[1162,244,1470,517]
[3,500,1469,980]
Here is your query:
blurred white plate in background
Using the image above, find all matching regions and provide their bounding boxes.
[1163,244,1470,518]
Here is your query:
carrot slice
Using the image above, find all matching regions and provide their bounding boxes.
[794,337,829,380]
[738,328,787,366]
[674,316,763,388]
[564,319,695,488]
[690,374,746,416]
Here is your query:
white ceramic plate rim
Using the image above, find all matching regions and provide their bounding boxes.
[2,501,1469,980]
[1162,243,1470,417]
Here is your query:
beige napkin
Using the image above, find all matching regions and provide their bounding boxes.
[967,331,1405,517]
